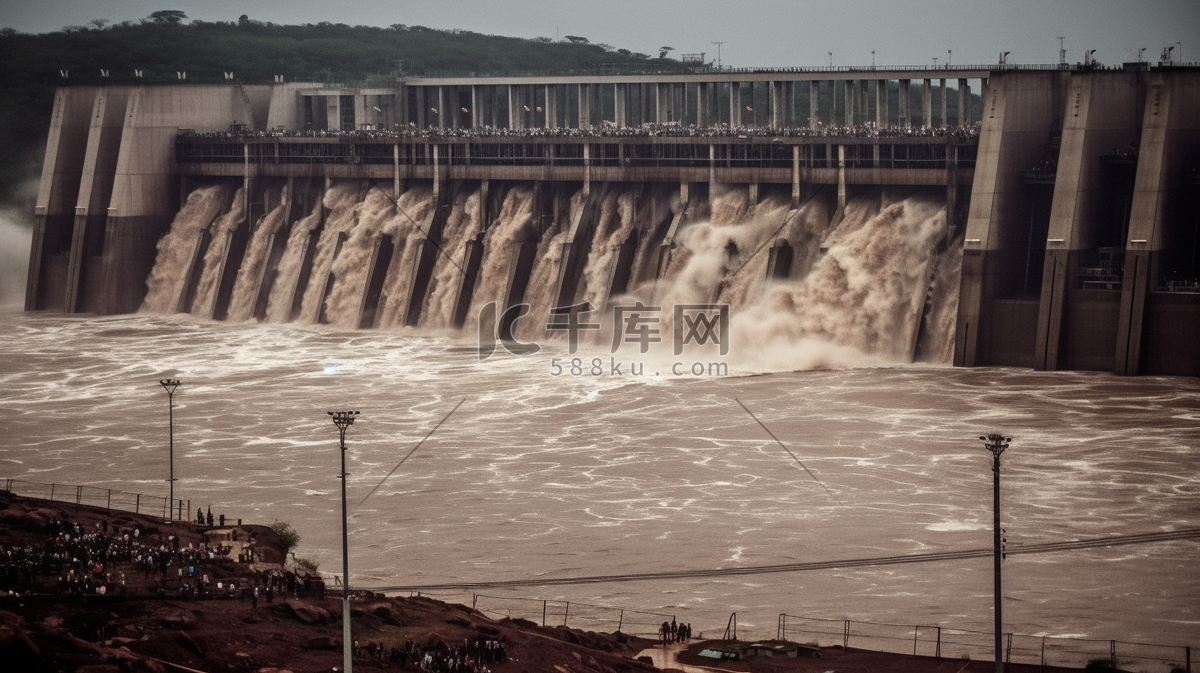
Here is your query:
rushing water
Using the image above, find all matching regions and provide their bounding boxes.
[1,308,1198,655]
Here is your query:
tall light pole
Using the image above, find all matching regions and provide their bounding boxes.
[712,41,725,70]
[981,433,1010,673]
[330,410,359,673]
[159,378,180,522]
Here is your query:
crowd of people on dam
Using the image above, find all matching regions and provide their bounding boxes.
[180,119,981,142]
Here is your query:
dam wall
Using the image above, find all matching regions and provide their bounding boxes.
[24,68,1200,375]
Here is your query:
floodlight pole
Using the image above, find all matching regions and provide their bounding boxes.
[159,379,180,522]
[330,410,359,673]
[981,433,1010,673]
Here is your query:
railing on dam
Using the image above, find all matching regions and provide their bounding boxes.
[175,134,978,173]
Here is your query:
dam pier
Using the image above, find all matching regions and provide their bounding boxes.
[24,64,1200,375]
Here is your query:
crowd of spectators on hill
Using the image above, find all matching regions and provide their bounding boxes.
[0,517,268,598]
[180,120,981,142]
[355,635,508,671]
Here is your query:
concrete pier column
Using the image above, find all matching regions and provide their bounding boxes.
[614,83,627,126]
[939,78,948,126]
[844,80,855,125]
[656,181,691,278]
[1034,72,1139,372]
[544,85,555,128]
[770,81,783,127]
[354,95,369,130]
[709,144,716,186]
[766,240,793,279]
[67,89,120,313]
[922,79,933,126]
[326,95,340,131]
[507,85,521,129]
[899,79,911,127]
[792,145,802,205]
[876,80,888,126]
[583,143,591,196]
[1114,73,1198,375]
[958,78,970,124]
[953,73,1063,368]
[695,83,708,126]
[435,87,447,129]
[860,80,870,125]
[488,86,500,127]
[836,144,847,219]
[655,83,669,123]
[577,83,591,127]
[809,81,820,127]
[730,82,742,127]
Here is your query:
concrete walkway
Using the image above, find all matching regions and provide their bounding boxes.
[634,642,726,673]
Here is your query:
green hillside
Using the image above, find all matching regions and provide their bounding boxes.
[0,11,683,202]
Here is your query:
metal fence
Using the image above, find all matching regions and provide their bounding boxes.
[1,478,191,523]
[395,590,676,639]
[777,613,1195,672]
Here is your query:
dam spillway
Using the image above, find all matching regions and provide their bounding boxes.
[23,65,1200,376]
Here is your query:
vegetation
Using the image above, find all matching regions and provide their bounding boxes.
[0,11,689,202]
[268,520,300,553]
[292,556,320,575]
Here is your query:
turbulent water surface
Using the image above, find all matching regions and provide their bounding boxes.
[3,179,1199,664]
[1,309,1198,656]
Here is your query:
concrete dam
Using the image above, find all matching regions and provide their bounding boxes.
[23,65,1200,375]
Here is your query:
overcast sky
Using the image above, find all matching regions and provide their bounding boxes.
[1,0,1197,68]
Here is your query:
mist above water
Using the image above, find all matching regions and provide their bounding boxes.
[0,209,32,307]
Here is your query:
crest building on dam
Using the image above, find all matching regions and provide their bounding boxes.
[23,64,1200,375]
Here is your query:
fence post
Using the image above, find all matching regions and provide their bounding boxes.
[1110,640,1116,667]
[50,483,55,501]
[107,489,111,512]
[1006,633,1013,664]
[617,610,623,634]
[1185,645,1190,673]
[913,625,919,656]
[844,620,850,650]
[1041,636,1046,671]
[563,601,569,627]
[472,593,477,609]
[936,626,942,659]
[542,600,546,627]
[136,493,140,514]
[76,485,82,504]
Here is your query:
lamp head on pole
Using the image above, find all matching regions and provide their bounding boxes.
[980,433,1011,457]
[328,410,359,432]
[159,378,180,395]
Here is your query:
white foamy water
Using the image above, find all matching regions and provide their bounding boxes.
[1,308,1197,655]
